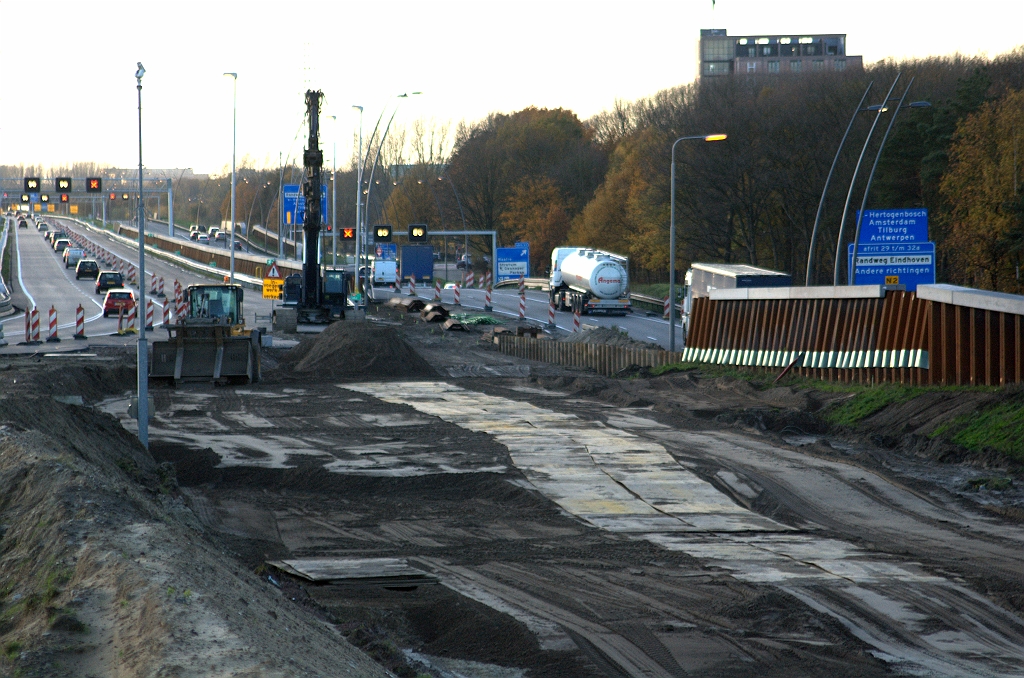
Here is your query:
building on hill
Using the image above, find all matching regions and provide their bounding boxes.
[699,29,863,78]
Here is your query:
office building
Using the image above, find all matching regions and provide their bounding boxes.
[699,29,863,77]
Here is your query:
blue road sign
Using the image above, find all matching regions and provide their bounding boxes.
[374,243,397,261]
[848,242,935,291]
[496,244,530,282]
[855,208,928,244]
[283,184,327,226]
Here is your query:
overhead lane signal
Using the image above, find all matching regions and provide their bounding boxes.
[373,224,392,243]
[86,178,102,193]
[40,194,50,203]
[24,177,40,192]
[109,192,117,201]
[56,178,71,191]
[60,194,69,203]
[20,194,30,203]
[122,193,130,201]
[409,224,427,242]
[341,228,355,240]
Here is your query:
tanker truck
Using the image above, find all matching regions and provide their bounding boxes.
[549,247,631,315]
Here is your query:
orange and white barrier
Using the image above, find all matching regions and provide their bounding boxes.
[145,299,154,330]
[466,271,474,289]
[454,283,461,305]
[548,301,556,327]
[150,274,158,294]
[157,277,165,297]
[74,305,86,339]
[433,279,441,301]
[663,296,670,319]
[125,303,137,333]
[46,306,59,342]
[30,307,39,342]
[162,302,172,327]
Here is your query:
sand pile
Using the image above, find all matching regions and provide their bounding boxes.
[559,325,662,350]
[285,321,437,379]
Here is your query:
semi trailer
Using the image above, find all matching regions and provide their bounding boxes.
[549,247,630,315]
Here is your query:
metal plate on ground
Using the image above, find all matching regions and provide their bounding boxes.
[268,557,438,586]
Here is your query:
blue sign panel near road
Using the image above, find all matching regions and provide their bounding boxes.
[374,243,397,261]
[855,208,928,244]
[848,241,936,291]
[496,245,529,282]
[283,184,327,226]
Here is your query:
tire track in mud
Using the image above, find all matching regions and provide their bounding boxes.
[348,381,1024,678]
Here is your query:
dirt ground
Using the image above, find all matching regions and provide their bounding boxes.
[1,303,1023,677]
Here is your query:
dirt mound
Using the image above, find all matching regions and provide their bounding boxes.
[560,325,662,350]
[287,321,437,379]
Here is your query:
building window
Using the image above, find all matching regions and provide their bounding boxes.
[703,61,731,76]
[702,38,733,61]
[768,60,780,73]
[790,60,802,72]
[813,60,824,71]
[747,61,757,72]
[835,59,846,71]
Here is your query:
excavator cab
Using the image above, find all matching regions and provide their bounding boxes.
[150,283,260,385]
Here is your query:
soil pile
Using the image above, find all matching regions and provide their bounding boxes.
[559,325,662,350]
[286,321,438,379]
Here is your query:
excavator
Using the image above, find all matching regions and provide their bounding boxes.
[150,283,261,385]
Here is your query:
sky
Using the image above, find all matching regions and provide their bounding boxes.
[1,0,1021,176]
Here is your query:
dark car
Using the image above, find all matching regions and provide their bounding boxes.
[95,270,125,294]
[18,219,27,229]
[75,259,100,280]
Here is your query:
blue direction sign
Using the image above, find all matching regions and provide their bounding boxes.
[496,244,529,282]
[855,208,928,244]
[374,243,397,261]
[283,184,327,226]
[848,241,936,291]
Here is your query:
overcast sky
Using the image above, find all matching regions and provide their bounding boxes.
[1,0,1021,176]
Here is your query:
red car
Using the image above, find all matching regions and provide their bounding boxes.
[102,289,136,318]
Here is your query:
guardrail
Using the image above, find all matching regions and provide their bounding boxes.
[683,284,1024,386]
[497,334,683,376]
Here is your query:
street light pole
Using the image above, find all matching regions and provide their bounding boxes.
[850,82,931,285]
[224,72,238,284]
[352,105,363,302]
[833,73,902,285]
[330,115,337,267]
[805,81,874,285]
[669,133,727,353]
[135,61,148,449]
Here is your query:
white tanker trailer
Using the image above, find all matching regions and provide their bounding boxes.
[549,247,631,315]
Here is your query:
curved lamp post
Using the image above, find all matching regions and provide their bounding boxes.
[135,61,149,448]
[804,81,874,285]
[832,73,902,285]
[669,133,727,352]
[849,81,931,284]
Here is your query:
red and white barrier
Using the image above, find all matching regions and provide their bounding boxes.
[484,271,492,290]
[74,305,86,339]
[663,295,670,319]
[162,302,171,327]
[518,275,525,296]
[433,279,442,301]
[573,308,581,332]
[150,274,158,294]
[46,306,58,342]
[454,283,461,305]
[31,307,39,342]
[409,274,417,297]
[145,299,154,330]
[484,283,493,311]
[548,301,556,326]
[125,303,137,333]
[174,279,183,306]
[158,277,165,297]
[519,292,526,320]
[24,308,31,342]
[466,271,474,289]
